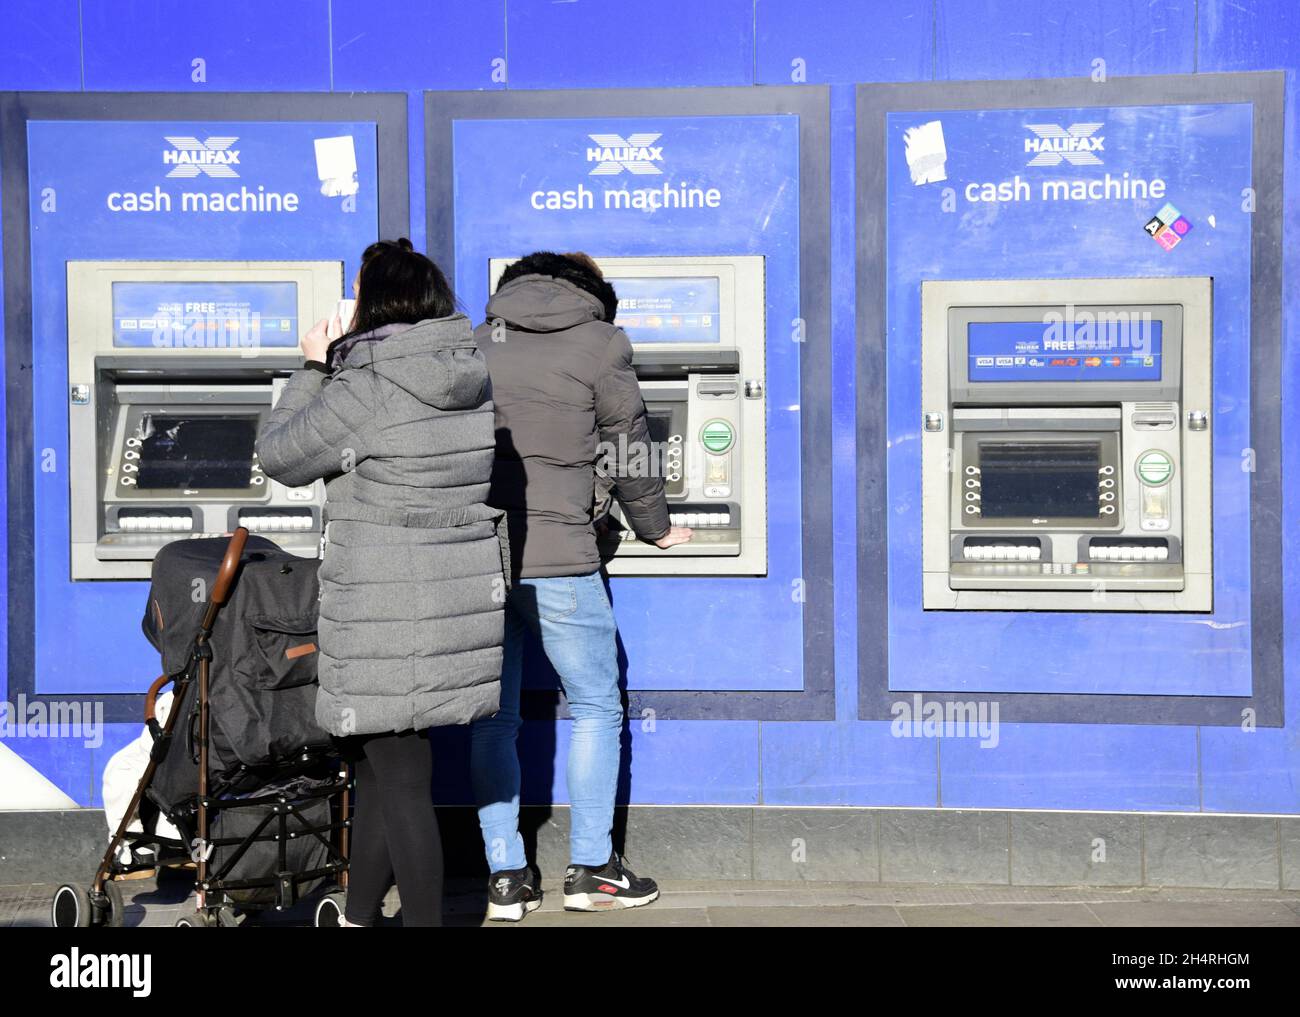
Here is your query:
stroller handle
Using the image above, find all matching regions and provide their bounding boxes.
[211,527,250,606]
[144,673,172,723]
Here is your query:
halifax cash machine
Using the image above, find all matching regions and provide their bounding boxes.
[920,277,1213,612]
[67,260,342,580]
[489,255,768,577]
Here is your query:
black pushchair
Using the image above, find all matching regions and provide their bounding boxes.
[51,528,352,928]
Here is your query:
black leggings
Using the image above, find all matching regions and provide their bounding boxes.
[343,729,443,928]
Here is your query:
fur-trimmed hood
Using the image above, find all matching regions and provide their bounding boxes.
[493,251,619,324]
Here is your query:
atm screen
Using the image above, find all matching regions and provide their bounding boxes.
[977,441,1101,519]
[967,319,1163,382]
[112,281,300,348]
[135,415,258,490]
[614,277,721,344]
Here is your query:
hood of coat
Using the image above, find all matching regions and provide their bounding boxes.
[484,275,609,334]
[336,314,488,411]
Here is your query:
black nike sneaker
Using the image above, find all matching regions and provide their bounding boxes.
[485,865,543,923]
[563,853,659,912]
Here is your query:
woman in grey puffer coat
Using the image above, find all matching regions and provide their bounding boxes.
[256,239,506,928]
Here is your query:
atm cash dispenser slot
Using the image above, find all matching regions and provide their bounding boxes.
[67,261,342,580]
[488,255,768,577]
[920,277,1213,612]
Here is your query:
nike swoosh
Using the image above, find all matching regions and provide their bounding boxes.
[596,874,631,889]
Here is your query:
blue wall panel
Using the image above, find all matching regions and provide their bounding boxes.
[883,100,1255,697]
[0,0,82,90]
[81,0,332,91]
[762,720,939,805]
[505,0,755,89]
[448,112,807,693]
[755,0,933,84]
[431,719,763,805]
[936,0,1196,80]
[939,725,1201,812]
[23,119,381,697]
[1199,0,1300,72]
[332,0,506,92]
[1200,728,1300,814]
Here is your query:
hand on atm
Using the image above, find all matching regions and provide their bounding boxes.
[654,525,693,549]
[300,314,346,364]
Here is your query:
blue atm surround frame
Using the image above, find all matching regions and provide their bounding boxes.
[0,91,410,725]
[425,87,834,721]
[855,73,1286,727]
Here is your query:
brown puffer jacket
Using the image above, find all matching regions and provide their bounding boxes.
[475,274,670,579]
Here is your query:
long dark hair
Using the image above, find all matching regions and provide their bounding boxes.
[346,238,456,337]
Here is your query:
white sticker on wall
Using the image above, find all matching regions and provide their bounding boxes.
[314,135,360,197]
[903,120,948,185]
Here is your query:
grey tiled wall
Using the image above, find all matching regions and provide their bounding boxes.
[5,807,1297,890]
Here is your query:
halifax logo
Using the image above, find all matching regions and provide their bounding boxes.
[1024,123,1104,166]
[587,133,663,176]
[163,136,241,178]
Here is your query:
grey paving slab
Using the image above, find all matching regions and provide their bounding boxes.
[494,905,712,928]
[10,877,1300,928]
[899,903,1104,927]
[706,905,904,927]
[0,810,106,884]
[1086,900,1300,927]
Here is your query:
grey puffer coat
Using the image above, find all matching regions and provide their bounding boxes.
[256,315,507,737]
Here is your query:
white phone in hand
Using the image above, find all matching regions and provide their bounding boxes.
[336,298,356,332]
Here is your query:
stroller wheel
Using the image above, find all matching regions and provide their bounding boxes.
[314,889,347,927]
[100,879,126,928]
[174,911,216,927]
[51,884,93,928]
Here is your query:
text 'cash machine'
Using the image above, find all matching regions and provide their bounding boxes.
[67,261,342,580]
[489,255,768,576]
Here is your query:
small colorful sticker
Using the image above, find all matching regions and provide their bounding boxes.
[1146,203,1190,251]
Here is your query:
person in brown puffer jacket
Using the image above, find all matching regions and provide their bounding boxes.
[470,251,691,921]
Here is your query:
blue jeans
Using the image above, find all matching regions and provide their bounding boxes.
[471,572,623,870]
